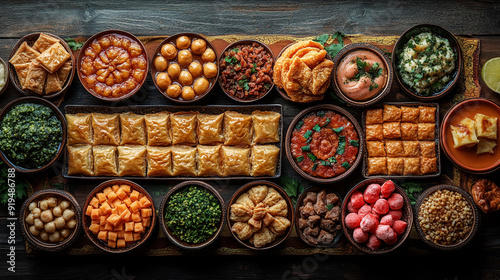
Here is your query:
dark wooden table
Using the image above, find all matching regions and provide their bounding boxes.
[1,1,500,279]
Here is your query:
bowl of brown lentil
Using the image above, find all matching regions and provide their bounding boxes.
[415,185,480,251]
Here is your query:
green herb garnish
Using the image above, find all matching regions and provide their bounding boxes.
[296,155,304,162]
[303,130,313,139]
[342,162,351,169]
[321,160,331,166]
[237,76,250,91]
[232,48,239,53]
[65,37,83,51]
[251,63,257,74]
[400,181,423,205]
[313,32,345,58]
[307,153,317,162]
[312,124,321,132]
[350,140,359,147]
[328,156,337,163]
[225,55,238,65]
[326,204,333,211]
[323,118,331,127]
[311,163,319,171]
[336,136,346,155]
[0,162,29,205]
[296,120,304,130]
[280,176,305,206]
[317,111,325,117]
[301,145,310,151]
[333,126,344,134]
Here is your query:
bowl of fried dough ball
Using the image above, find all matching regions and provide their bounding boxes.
[151,33,218,103]
[20,189,82,252]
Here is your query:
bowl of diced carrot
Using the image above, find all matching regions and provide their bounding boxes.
[83,179,156,253]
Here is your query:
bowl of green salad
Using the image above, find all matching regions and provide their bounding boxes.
[0,96,66,173]
[160,180,225,250]
[392,24,463,101]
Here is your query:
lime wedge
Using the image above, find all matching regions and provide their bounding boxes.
[481,57,500,93]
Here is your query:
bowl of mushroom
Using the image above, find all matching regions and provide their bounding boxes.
[20,189,82,252]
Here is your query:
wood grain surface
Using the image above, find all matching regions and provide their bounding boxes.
[1,1,500,279]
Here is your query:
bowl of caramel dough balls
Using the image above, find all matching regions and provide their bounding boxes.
[151,33,219,103]
[20,189,82,252]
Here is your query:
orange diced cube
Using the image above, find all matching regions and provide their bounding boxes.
[91,209,100,220]
[91,219,99,225]
[117,239,126,248]
[99,225,106,231]
[107,191,117,201]
[130,190,140,202]
[97,193,107,203]
[100,202,112,215]
[141,208,152,217]
[100,215,107,226]
[121,210,132,222]
[116,204,127,214]
[107,214,122,227]
[138,193,144,199]
[124,232,134,242]
[130,201,141,213]
[131,212,141,222]
[117,231,125,239]
[104,222,114,231]
[111,208,118,215]
[89,197,99,208]
[139,197,152,208]
[134,222,143,233]
[133,233,141,241]
[116,188,127,200]
[120,185,131,194]
[98,231,108,241]
[123,197,132,206]
[86,205,94,216]
[142,217,150,227]
[125,222,134,232]
[108,231,118,241]
[103,187,112,195]
[114,223,124,232]
[112,184,120,193]
[108,240,117,248]
[111,199,121,207]
[89,224,100,235]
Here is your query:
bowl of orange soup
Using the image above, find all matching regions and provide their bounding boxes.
[331,43,393,107]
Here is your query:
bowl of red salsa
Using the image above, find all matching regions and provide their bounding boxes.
[285,104,363,183]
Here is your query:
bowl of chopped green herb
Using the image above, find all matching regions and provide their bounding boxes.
[0,96,66,173]
[160,181,225,250]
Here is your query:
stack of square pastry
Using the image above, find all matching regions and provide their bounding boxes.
[365,105,438,175]
[9,33,72,95]
[66,110,281,177]
[450,113,498,154]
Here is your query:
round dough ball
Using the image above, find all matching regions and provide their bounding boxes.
[201,48,216,62]
[59,201,70,210]
[52,206,62,217]
[49,231,61,243]
[29,202,37,211]
[188,61,203,78]
[176,36,191,50]
[178,70,193,86]
[39,200,49,211]
[156,72,172,90]
[60,228,70,238]
[181,86,196,100]
[34,218,44,230]
[166,84,182,98]
[193,77,210,95]
[44,222,56,234]
[29,225,40,236]
[177,50,193,67]
[154,56,168,71]
[167,63,181,79]
[25,213,35,225]
[161,43,177,60]
[47,197,57,208]
[203,62,218,79]
[66,219,77,229]
[191,39,207,55]
[32,208,41,218]
[54,217,66,229]
[62,209,75,221]
[39,231,49,241]
[40,210,53,223]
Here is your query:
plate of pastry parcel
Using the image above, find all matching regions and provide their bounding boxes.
[362,103,441,178]
[62,104,283,180]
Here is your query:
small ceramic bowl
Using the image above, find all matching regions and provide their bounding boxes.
[0,57,9,96]
[0,96,67,173]
[227,180,294,250]
[218,40,275,103]
[160,181,225,250]
[19,189,82,252]
[441,98,500,174]
[285,104,363,184]
[295,187,343,248]
[392,24,462,101]
[82,179,156,253]
[8,32,75,99]
[341,178,413,254]
[77,30,149,102]
[151,33,219,103]
[414,185,480,251]
[331,43,393,107]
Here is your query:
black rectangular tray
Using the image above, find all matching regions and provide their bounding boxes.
[63,104,283,180]
[361,102,441,179]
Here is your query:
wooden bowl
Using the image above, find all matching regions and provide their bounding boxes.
[77,30,148,102]
[274,42,331,103]
[414,185,480,251]
[0,96,67,173]
[159,181,225,250]
[19,189,82,252]
[341,178,413,254]
[331,43,393,107]
[218,40,275,103]
[8,32,75,99]
[82,179,156,253]
[295,187,343,248]
[392,24,463,101]
[441,98,500,174]
[227,180,294,250]
[151,33,218,103]
[0,57,9,96]
[285,104,364,184]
